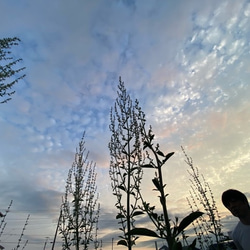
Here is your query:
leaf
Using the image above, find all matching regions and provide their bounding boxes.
[117,185,126,192]
[157,150,165,157]
[127,228,160,238]
[149,133,154,141]
[131,167,139,172]
[116,205,124,209]
[132,211,144,217]
[117,239,127,246]
[151,212,158,220]
[116,213,125,219]
[141,164,154,169]
[163,152,175,164]
[130,191,135,196]
[177,211,203,235]
[143,141,150,150]
[152,177,161,190]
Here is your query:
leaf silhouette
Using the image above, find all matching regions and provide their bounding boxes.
[117,185,126,192]
[157,150,165,157]
[152,178,161,190]
[141,164,154,169]
[162,152,175,164]
[127,228,160,238]
[177,211,203,235]
[116,213,125,219]
[117,239,128,246]
[132,211,144,217]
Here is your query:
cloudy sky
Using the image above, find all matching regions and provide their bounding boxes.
[1,0,250,249]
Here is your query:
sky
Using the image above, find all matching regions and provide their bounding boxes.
[0,0,250,249]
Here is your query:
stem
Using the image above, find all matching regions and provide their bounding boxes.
[153,148,173,248]
[126,123,132,250]
[143,127,173,248]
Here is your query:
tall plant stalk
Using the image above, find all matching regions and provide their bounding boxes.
[59,134,100,250]
[0,201,29,250]
[129,127,202,250]
[183,147,226,249]
[15,214,30,250]
[109,77,146,249]
[109,78,202,250]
